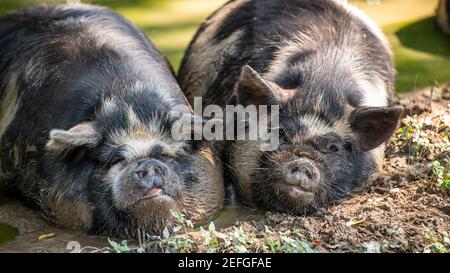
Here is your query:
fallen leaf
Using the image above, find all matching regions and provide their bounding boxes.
[187,231,202,240]
[38,233,56,240]
[313,240,323,246]
[326,243,347,249]
[346,218,366,227]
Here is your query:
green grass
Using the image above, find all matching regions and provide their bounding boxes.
[0,0,449,92]
[388,18,450,92]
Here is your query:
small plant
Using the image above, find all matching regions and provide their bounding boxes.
[279,235,315,253]
[267,240,281,252]
[396,114,449,164]
[432,160,450,190]
[199,222,222,253]
[360,241,382,253]
[423,231,448,253]
[430,243,447,253]
[156,211,198,253]
[108,239,130,253]
[397,115,430,157]
[231,226,249,253]
[170,210,194,232]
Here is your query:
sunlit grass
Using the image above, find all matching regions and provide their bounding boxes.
[349,0,450,91]
[351,0,439,27]
[386,17,450,92]
[114,0,224,70]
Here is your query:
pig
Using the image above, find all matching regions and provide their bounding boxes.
[178,0,403,214]
[0,4,224,237]
[437,0,450,34]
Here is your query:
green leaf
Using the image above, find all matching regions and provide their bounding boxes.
[208,222,216,232]
[173,225,182,233]
[443,177,450,190]
[108,238,119,250]
[361,241,382,253]
[107,239,129,253]
[431,243,447,253]
[162,227,170,239]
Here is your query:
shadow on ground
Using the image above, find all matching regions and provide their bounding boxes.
[392,17,450,92]
[396,17,450,58]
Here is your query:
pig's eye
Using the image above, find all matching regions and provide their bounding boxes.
[105,151,126,167]
[111,155,125,165]
[106,145,129,166]
[279,130,291,145]
[344,142,353,152]
[327,143,339,153]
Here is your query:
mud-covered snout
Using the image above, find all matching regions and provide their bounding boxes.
[131,159,170,190]
[281,158,321,200]
[283,158,320,191]
[132,159,169,199]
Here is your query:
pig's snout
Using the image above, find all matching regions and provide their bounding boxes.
[133,159,169,192]
[283,158,320,193]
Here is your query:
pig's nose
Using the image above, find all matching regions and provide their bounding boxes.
[283,158,320,192]
[134,159,169,189]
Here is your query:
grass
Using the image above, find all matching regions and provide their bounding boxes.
[388,18,450,92]
[1,0,449,92]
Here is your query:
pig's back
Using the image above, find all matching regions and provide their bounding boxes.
[0,4,181,149]
[0,4,185,186]
[179,0,394,108]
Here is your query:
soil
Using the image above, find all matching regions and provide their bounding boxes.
[0,85,448,253]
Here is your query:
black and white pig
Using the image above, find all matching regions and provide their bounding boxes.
[178,0,403,214]
[0,4,224,236]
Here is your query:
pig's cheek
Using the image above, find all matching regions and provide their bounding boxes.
[103,164,125,187]
[166,175,183,198]
[104,166,136,207]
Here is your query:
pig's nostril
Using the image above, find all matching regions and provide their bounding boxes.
[305,169,313,180]
[137,170,148,179]
[284,159,321,191]
[154,167,163,177]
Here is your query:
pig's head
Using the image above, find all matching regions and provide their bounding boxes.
[46,91,223,235]
[230,66,403,214]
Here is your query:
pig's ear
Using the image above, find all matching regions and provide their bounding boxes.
[235,65,296,106]
[350,106,403,151]
[46,122,101,151]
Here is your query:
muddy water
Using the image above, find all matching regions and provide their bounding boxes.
[0,223,18,245]
[0,196,18,246]
[213,206,265,229]
[0,198,109,253]
[0,196,263,253]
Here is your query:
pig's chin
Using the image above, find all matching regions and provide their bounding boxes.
[114,176,179,232]
[130,196,177,231]
[250,177,319,214]
[252,172,326,214]
[278,183,316,203]
[273,182,324,212]
[120,188,178,213]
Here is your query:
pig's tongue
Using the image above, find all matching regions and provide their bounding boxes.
[143,188,162,199]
